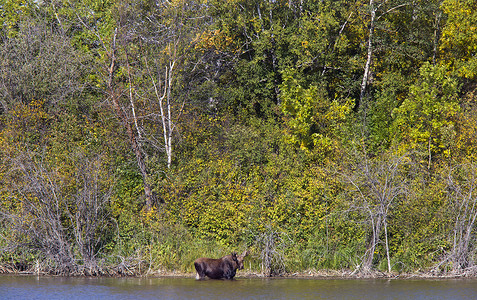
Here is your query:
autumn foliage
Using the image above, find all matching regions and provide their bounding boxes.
[1,0,477,276]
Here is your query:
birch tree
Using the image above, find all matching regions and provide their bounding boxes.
[358,0,409,118]
[65,0,159,209]
[72,0,207,208]
[125,0,208,170]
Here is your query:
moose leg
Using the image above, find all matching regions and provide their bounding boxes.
[194,262,206,280]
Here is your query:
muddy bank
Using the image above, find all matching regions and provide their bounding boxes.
[147,269,477,280]
[2,263,475,279]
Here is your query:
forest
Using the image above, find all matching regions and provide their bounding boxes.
[0,0,477,277]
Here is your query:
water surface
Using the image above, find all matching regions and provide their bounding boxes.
[1,275,477,299]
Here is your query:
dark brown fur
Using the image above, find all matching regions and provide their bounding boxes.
[194,251,248,280]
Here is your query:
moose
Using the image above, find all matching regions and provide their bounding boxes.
[194,251,249,280]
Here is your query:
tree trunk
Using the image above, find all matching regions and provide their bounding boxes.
[107,29,153,210]
[384,219,391,272]
[364,213,381,271]
[147,58,175,171]
[359,0,376,113]
[165,61,174,169]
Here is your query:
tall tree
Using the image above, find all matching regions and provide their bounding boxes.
[366,0,444,151]
[343,149,408,273]
[0,8,87,114]
[392,62,460,168]
[356,0,411,119]
[125,0,209,170]
[55,0,159,208]
[439,0,477,80]
[435,162,477,274]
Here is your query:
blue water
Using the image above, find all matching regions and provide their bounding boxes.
[1,275,477,299]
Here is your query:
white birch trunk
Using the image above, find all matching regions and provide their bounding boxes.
[165,61,174,169]
[148,58,175,170]
[359,0,376,109]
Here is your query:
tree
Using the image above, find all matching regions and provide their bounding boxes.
[125,0,209,170]
[280,68,352,155]
[69,0,158,208]
[0,0,33,38]
[352,0,442,151]
[0,13,87,114]
[0,96,115,275]
[0,150,113,275]
[392,62,460,168]
[342,149,408,273]
[439,0,477,79]
[435,162,477,275]
[356,0,411,117]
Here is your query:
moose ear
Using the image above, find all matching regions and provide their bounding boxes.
[231,252,237,257]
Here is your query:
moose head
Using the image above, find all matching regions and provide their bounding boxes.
[233,250,248,270]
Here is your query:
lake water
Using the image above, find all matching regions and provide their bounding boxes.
[1,275,477,299]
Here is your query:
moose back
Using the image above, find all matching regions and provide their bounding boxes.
[194,251,248,280]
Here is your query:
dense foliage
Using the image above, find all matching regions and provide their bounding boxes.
[1,0,477,276]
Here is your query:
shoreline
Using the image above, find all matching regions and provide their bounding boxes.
[146,268,477,279]
[2,266,476,279]
[1,271,470,280]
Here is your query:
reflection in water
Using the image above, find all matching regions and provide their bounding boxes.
[1,275,477,299]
